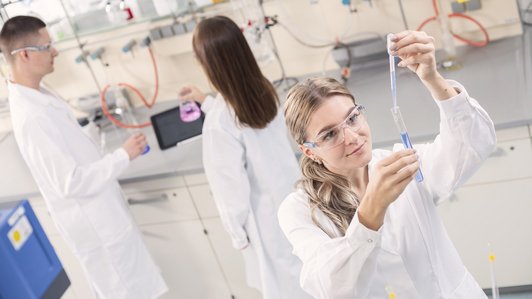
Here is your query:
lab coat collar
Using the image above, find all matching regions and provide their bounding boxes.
[8,81,65,110]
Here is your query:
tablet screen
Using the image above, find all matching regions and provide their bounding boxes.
[150,104,204,150]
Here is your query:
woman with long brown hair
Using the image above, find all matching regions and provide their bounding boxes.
[279,31,496,298]
[179,16,310,299]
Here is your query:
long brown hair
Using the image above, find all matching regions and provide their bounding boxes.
[193,15,278,128]
[284,77,359,237]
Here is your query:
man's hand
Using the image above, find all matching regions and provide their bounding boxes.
[122,133,148,161]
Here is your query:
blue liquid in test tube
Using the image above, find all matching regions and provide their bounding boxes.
[392,107,424,182]
[399,131,423,182]
[387,34,423,183]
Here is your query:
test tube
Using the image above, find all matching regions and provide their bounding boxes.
[391,106,423,182]
[488,243,500,299]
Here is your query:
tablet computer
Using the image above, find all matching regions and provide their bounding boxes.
[150,104,205,150]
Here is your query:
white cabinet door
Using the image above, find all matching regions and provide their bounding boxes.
[120,176,186,194]
[127,187,198,225]
[184,173,209,186]
[465,137,532,186]
[202,218,262,299]
[188,184,219,218]
[438,178,532,288]
[139,220,234,299]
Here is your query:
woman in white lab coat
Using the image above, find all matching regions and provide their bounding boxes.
[179,16,310,299]
[279,31,496,298]
[3,16,166,299]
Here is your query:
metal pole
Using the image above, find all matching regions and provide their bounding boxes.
[58,0,102,91]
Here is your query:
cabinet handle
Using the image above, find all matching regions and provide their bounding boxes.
[128,194,168,205]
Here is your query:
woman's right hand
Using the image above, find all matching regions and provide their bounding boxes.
[358,149,419,230]
[179,85,207,104]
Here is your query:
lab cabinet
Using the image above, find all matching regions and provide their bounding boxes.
[183,173,209,185]
[438,126,532,289]
[120,176,187,194]
[188,184,220,218]
[121,174,261,299]
[464,127,532,186]
[126,187,198,226]
[437,178,532,289]
[139,220,233,299]
[202,218,262,299]
[28,176,260,299]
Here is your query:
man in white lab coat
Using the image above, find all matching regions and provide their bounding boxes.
[1,16,167,299]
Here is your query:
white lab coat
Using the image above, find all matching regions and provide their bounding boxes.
[278,81,496,299]
[8,82,167,299]
[201,94,312,299]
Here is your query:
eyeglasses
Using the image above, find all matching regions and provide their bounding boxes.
[303,105,365,150]
[10,42,54,55]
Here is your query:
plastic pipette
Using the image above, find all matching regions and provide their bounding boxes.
[387,34,423,182]
[488,243,500,299]
[388,35,397,109]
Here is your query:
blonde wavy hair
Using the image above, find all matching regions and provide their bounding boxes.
[284,77,360,237]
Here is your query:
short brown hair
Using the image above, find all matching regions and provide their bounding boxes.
[192,15,278,129]
[0,15,46,63]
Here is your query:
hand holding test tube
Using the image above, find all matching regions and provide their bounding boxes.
[122,132,149,160]
[387,33,423,182]
[391,107,423,182]
[115,93,150,157]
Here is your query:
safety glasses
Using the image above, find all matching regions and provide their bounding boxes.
[10,41,54,55]
[303,105,365,150]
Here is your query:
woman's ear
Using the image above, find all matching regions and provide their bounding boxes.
[299,144,310,156]
[299,144,322,164]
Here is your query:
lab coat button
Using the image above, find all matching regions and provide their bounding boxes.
[367,239,373,243]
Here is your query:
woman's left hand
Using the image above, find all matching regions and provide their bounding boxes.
[389,31,438,82]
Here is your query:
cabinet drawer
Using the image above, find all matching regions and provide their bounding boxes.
[188,184,219,218]
[438,179,532,288]
[495,126,529,142]
[127,187,198,225]
[184,173,209,186]
[120,176,186,194]
[203,218,262,299]
[465,138,532,186]
[139,220,232,299]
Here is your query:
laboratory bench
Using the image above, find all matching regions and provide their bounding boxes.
[111,22,532,184]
